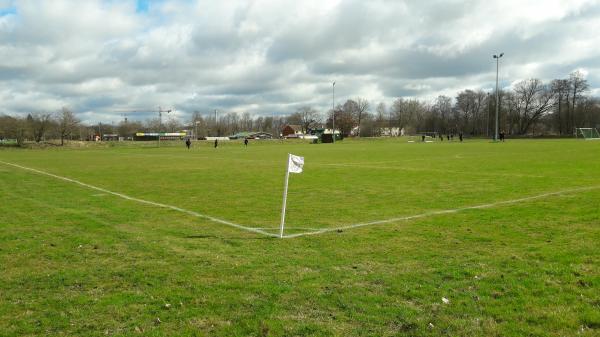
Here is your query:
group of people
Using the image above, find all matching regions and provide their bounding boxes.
[440,133,464,142]
[184,138,249,149]
[421,132,464,142]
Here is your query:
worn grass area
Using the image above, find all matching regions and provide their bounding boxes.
[0,138,599,336]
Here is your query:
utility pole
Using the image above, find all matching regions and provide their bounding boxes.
[487,92,491,138]
[493,53,504,141]
[332,81,336,143]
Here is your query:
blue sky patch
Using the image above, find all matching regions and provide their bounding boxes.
[0,6,17,16]
[135,0,150,13]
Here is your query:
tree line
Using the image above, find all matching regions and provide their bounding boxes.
[2,71,599,145]
[208,70,598,138]
[320,71,599,137]
[0,108,82,146]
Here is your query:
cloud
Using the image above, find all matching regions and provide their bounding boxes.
[0,0,599,123]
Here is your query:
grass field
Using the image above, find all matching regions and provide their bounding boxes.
[1,138,599,336]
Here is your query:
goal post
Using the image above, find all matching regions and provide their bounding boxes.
[574,128,600,140]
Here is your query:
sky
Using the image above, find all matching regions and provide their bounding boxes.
[1,0,599,124]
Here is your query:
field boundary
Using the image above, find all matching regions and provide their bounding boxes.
[0,160,279,238]
[2,160,599,239]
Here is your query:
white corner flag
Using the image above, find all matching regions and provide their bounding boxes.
[280,154,304,238]
[288,154,304,174]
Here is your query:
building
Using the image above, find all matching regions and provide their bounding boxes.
[229,131,273,140]
[281,125,303,138]
[102,134,120,141]
[308,128,341,143]
[134,132,187,141]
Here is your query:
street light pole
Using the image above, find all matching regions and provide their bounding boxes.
[487,92,491,138]
[332,81,336,143]
[493,53,504,141]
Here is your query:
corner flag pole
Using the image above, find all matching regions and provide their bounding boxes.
[279,154,291,238]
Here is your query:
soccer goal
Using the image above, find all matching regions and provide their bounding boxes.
[574,128,600,140]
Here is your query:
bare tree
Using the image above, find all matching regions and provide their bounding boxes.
[390,98,412,132]
[325,101,356,137]
[189,111,208,138]
[455,90,487,134]
[240,112,252,131]
[390,98,426,134]
[27,112,53,143]
[144,117,161,132]
[432,95,453,133]
[509,79,556,135]
[295,106,320,133]
[165,116,182,132]
[569,70,589,130]
[355,98,370,137]
[117,120,142,139]
[358,112,376,137]
[0,115,28,146]
[551,79,570,135]
[56,107,80,145]
[375,102,387,136]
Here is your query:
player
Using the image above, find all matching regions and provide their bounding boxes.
[244,138,248,147]
[185,138,191,149]
[214,139,218,148]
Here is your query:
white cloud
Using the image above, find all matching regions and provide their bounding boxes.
[0,0,599,123]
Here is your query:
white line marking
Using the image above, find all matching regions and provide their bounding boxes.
[0,161,279,238]
[282,185,600,238]
[3,160,598,239]
[251,227,324,231]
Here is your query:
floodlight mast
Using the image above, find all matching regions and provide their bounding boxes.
[493,53,504,141]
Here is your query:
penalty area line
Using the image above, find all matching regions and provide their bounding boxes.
[283,185,600,238]
[0,160,279,238]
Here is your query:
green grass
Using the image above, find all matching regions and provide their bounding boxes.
[0,138,599,336]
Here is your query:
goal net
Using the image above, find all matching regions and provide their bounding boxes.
[575,128,600,140]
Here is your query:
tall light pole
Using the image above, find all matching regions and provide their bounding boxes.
[493,53,504,141]
[332,81,336,143]
[486,92,491,138]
